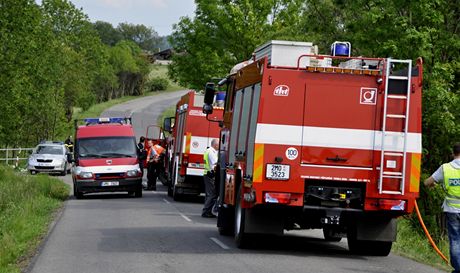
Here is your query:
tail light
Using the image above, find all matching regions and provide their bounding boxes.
[264,192,291,204]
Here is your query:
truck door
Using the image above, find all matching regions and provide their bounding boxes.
[301,73,379,168]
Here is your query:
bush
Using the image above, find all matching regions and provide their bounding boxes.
[145,77,169,92]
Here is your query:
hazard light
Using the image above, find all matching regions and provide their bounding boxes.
[378,199,406,210]
[264,192,291,204]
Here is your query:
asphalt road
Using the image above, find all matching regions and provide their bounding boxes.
[27,90,444,273]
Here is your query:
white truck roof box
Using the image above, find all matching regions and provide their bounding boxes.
[254,40,318,68]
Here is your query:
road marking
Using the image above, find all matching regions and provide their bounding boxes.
[163,198,170,204]
[179,213,192,222]
[210,237,230,250]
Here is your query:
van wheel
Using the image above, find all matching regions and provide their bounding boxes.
[235,184,251,248]
[74,184,83,199]
[134,187,142,198]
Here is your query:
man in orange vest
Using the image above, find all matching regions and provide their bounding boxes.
[146,140,165,191]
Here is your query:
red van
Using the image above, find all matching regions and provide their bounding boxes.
[72,117,143,199]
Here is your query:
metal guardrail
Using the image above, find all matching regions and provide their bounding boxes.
[0,148,34,166]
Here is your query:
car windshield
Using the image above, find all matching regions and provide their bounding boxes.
[36,145,64,155]
[77,137,137,158]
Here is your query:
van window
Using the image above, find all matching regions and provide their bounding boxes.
[77,137,137,158]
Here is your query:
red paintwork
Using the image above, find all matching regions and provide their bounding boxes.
[78,158,137,167]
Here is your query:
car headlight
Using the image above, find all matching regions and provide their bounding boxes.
[79,172,93,179]
[126,169,141,177]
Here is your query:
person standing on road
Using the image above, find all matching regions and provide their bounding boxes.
[137,136,147,175]
[146,140,165,191]
[425,143,460,273]
[202,139,218,218]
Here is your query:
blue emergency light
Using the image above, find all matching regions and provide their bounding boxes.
[84,117,126,124]
[331,41,351,57]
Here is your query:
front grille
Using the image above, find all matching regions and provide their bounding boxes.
[36,166,55,170]
[37,159,53,163]
[95,173,125,180]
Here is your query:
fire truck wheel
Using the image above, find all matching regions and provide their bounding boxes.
[323,227,342,242]
[347,238,392,256]
[234,185,251,248]
[218,205,235,236]
[173,186,182,201]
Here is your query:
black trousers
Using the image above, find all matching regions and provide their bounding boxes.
[147,162,159,189]
[202,174,217,215]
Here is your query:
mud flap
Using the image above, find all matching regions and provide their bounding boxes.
[244,207,284,235]
[351,216,397,242]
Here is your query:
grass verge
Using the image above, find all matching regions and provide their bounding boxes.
[0,166,69,273]
[393,217,451,272]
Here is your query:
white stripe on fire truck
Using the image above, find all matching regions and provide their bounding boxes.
[182,136,219,155]
[255,124,422,153]
[74,165,139,173]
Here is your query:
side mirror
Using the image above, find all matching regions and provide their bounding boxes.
[203,82,216,114]
[163,117,175,133]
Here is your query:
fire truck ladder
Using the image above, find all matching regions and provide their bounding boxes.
[379,58,412,195]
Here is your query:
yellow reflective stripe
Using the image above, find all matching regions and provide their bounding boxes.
[253,143,264,183]
[185,132,191,154]
[410,153,421,193]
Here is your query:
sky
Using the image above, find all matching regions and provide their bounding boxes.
[69,0,196,36]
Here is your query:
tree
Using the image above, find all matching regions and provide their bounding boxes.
[169,0,305,89]
[93,20,123,46]
[117,23,160,52]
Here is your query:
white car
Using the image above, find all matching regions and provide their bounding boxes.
[27,142,72,176]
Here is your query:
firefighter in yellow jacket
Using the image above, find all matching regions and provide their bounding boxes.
[425,143,460,273]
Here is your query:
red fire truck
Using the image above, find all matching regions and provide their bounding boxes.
[163,91,224,200]
[203,40,423,255]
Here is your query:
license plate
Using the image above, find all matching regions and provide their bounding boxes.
[38,163,50,167]
[101,181,119,186]
[266,164,290,180]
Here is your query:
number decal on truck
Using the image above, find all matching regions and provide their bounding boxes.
[285,147,298,160]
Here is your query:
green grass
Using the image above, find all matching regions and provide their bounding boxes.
[393,217,451,272]
[0,166,69,273]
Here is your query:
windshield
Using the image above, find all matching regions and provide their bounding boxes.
[36,145,64,155]
[77,137,137,158]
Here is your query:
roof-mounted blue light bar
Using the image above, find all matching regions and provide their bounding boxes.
[83,117,128,124]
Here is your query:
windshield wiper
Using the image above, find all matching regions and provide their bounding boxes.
[101,153,135,158]
[79,153,109,158]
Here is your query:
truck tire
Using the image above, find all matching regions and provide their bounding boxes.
[323,227,342,242]
[234,184,251,248]
[218,204,235,236]
[347,238,392,256]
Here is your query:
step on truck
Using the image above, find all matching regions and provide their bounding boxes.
[72,117,143,199]
[163,90,224,200]
[203,40,423,255]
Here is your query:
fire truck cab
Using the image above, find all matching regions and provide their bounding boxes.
[163,91,223,200]
[203,40,423,255]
